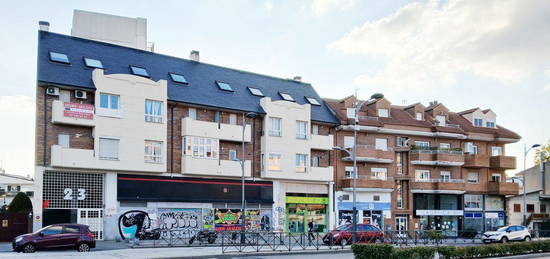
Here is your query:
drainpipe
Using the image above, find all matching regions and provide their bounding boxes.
[170,105,174,177]
[43,88,47,166]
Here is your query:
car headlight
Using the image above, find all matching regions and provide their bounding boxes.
[15,237,23,242]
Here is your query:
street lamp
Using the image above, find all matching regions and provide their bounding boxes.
[519,144,541,226]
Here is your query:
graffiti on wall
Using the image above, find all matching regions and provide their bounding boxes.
[214,209,242,231]
[157,208,202,233]
[118,210,154,240]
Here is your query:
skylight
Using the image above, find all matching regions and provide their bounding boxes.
[216,81,233,91]
[169,73,188,84]
[49,52,70,64]
[279,92,294,101]
[248,87,264,96]
[306,97,321,106]
[130,66,149,77]
[84,58,103,69]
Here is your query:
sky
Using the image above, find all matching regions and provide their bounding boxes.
[0,0,549,177]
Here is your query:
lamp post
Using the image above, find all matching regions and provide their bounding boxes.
[236,112,257,243]
[519,144,541,226]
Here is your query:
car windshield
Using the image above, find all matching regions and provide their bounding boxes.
[496,227,509,232]
[335,224,351,231]
[33,226,52,234]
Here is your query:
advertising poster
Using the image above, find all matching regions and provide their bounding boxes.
[214,209,242,231]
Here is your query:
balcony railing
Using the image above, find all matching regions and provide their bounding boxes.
[358,116,379,121]
[341,145,394,163]
[490,156,516,170]
[413,178,464,183]
[51,100,95,127]
[410,147,464,166]
[487,181,519,195]
[410,178,465,191]
[309,134,334,150]
[181,156,251,177]
[463,154,490,168]
[341,177,394,189]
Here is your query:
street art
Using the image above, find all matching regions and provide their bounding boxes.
[214,209,242,231]
[157,208,202,234]
[118,210,153,240]
[202,208,214,230]
[260,209,272,231]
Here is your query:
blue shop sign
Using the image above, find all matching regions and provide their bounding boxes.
[338,202,391,211]
[464,212,483,218]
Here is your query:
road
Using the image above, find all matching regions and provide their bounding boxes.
[228,252,354,258]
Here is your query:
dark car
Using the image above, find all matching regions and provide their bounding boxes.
[12,224,96,253]
[323,224,384,246]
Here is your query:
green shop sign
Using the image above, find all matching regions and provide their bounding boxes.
[285,196,329,204]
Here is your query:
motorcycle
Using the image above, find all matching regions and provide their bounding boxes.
[136,228,161,240]
[189,230,218,244]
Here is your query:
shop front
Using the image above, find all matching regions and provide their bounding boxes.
[413,193,463,236]
[463,194,505,234]
[337,202,391,230]
[285,196,328,233]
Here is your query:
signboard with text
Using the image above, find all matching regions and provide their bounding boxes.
[416,210,463,216]
[63,102,94,119]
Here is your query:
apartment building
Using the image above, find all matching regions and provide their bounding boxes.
[0,169,35,208]
[325,95,520,235]
[34,11,338,240]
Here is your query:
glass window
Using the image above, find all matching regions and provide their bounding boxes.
[248,87,264,96]
[144,100,163,123]
[541,204,547,213]
[295,154,308,173]
[311,156,319,167]
[216,81,233,91]
[99,138,119,160]
[229,114,237,125]
[415,141,430,148]
[59,90,70,103]
[396,137,407,147]
[169,73,188,84]
[486,121,495,128]
[375,138,388,151]
[63,226,80,233]
[491,146,502,156]
[415,170,430,181]
[468,172,479,183]
[440,195,458,210]
[229,149,237,161]
[188,108,196,120]
[396,181,404,208]
[269,117,282,137]
[440,171,451,182]
[346,108,356,119]
[84,58,103,69]
[396,153,403,174]
[144,140,162,163]
[473,118,483,127]
[378,109,389,117]
[268,153,281,171]
[58,134,70,148]
[344,136,354,149]
[527,204,535,213]
[183,136,219,159]
[491,173,502,183]
[49,52,70,64]
[296,121,307,139]
[130,66,149,77]
[312,124,319,135]
[306,97,321,105]
[371,168,387,180]
[464,194,483,210]
[464,142,478,154]
[439,143,451,150]
[279,92,294,101]
[42,226,63,235]
[99,93,119,110]
[436,115,446,126]
[416,112,423,120]
[345,166,356,179]
[214,111,220,123]
[485,196,504,210]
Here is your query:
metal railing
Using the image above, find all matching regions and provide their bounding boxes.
[354,144,394,152]
[413,178,465,183]
[410,149,463,155]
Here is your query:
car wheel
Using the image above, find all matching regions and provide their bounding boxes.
[340,238,348,246]
[501,236,508,243]
[524,236,531,242]
[22,243,36,253]
[77,243,90,252]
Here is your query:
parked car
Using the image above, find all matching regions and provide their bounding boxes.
[12,224,96,253]
[481,225,531,244]
[322,223,384,246]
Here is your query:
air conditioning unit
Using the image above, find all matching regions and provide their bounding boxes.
[46,87,59,96]
[75,90,87,99]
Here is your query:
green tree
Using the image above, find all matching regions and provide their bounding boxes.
[534,141,550,165]
[7,192,32,213]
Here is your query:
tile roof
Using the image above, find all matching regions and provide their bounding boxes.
[37,31,339,124]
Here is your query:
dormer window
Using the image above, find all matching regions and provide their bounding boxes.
[130,66,149,77]
[416,112,423,120]
[378,108,389,117]
[474,118,483,127]
[49,52,70,64]
[486,121,495,128]
[279,92,294,101]
[436,115,446,126]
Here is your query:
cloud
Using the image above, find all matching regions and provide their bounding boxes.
[545,84,550,92]
[330,0,550,90]
[264,0,273,12]
[0,95,34,113]
[311,0,356,16]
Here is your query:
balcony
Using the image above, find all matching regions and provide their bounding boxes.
[310,166,334,182]
[490,156,516,170]
[463,154,490,168]
[410,179,466,192]
[340,176,394,189]
[181,156,251,177]
[51,100,95,127]
[309,134,333,150]
[410,149,464,167]
[181,117,251,142]
[51,144,96,168]
[341,145,394,163]
[261,166,333,182]
[487,181,519,195]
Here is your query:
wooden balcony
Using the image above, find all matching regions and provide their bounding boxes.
[341,145,394,163]
[463,154,490,168]
[490,156,516,170]
[410,179,465,191]
[340,177,394,189]
[410,149,464,167]
[487,181,519,195]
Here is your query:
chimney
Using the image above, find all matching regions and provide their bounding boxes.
[190,50,200,62]
[429,100,439,106]
[293,76,302,82]
[39,21,50,32]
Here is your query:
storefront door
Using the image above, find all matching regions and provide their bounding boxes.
[396,216,408,237]
[77,209,103,240]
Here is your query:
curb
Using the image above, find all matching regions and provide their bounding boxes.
[153,248,352,259]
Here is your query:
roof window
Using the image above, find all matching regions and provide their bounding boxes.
[216,81,233,91]
[248,87,264,96]
[169,73,188,84]
[84,58,103,69]
[306,97,321,106]
[279,92,294,101]
[49,52,70,64]
[130,66,149,77]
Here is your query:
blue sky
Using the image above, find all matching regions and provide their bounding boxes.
[0,0,548,176]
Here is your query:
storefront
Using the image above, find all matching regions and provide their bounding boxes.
[463,194,505,233]
[414,193,463,236]
[336,191,392,230]
[285,196,328,233]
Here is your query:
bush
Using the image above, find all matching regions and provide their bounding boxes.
[393,246,437,259]
[352,244,394,259]
[427,230,444,243]
[7,192,32,213]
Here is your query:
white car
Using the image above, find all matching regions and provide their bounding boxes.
[481,226,531,244]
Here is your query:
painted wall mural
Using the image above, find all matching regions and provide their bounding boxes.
[118,210,153,240]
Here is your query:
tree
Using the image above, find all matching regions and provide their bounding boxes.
[534,141,550,165]
[7,192,32,213]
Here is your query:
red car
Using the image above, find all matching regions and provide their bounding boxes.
[12,224,96,253]
[323,224,384,246]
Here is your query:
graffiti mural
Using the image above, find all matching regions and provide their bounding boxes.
[202,208,214,230]
[214,209,242,231]
[118,210,155,240]
[158,208,202,233]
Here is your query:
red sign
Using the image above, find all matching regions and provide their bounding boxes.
[63,102,94,119]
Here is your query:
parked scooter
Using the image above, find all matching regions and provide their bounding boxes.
[189,230,217,244]
[136,228,161,240]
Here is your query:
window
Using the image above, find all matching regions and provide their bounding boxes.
[375,138,388,151]
[42,226,63,236]
[63,226,81,234]
[344,136,354,149]
[415,141,430,148]
[312,124,319,135]
[436,115,446,126]
[415,170,430,181]
[144,141,162,163]
[473,118,483,127]
[396,153,403,174]
[306,97,321,105]
[269,117,282,137]
[99,138,119,160]
[346,108,356,119]
[296,121,308,139]
[371,168,388,180]
[268,153,282,171]
[527,204,535,213]
[311,156,319,167]
[59,90,70,103]
[248,87,264,96]
[416,112,423,120]
[169,73,188,84]
[214,111,220,123]
[279,92,294,101]
[464,142,478,154]
[99,93,119,110]
[295,154,308,173]
[396,181,404,209]
[491,146,502,156]
[514,204,521,212]
[373,195,380,201]
[58,134,70,148]
[396,136,408,147]
[342,195,350,201]
[183,136,219,158]
[464,194,483,210]
[468,172,479,183]
[440,171,451,182]
[144,100,163,123]
[216,81,233,91]
[229,149,237,161]
[378,108,389,117]
[188,108,197,120]
[130,66,149,77]
[541,204,547,213]
[439,143,451,150]
[491,173,502,183]
[229,114,237,125]
[345,166,356,179]
[49,52,70,64]
[84,58,103,69]
[486,121,495,128]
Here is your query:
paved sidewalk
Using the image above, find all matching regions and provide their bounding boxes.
[0,240,130,252]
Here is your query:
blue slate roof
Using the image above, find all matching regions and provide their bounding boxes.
[37,31,339,124]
